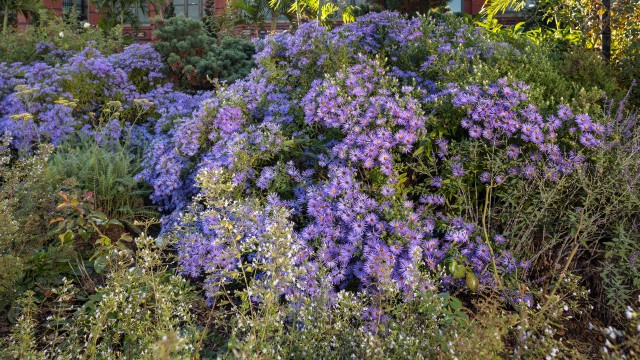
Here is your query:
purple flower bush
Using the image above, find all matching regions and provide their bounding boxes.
[0,43,206,152]
[1,11,625,312]
[3,12,639,359]
[152,12,622,307]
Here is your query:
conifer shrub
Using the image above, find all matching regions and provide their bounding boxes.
[152,15,255,90]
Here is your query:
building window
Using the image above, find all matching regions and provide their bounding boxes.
[173,0,202,20]
[447,0,463,13]
[134,5,149,24]
[62,0,88,21]
[264,11,288,23]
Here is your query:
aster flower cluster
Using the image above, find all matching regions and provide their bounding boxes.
[0,43,170,151]
[174,167,320,305]
[451,79,606,182]
[134,87,212,211]
[1,11,614,306]
[144,11,627,308]
[135,68,291,212]
[158,13,591,304]
[337,11,423,56]
[302,58,428,171]
[107,44,164,86]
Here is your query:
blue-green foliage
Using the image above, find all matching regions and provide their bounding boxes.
[152,15,255,90]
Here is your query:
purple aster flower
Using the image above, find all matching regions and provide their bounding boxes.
[469,125,483,138]
[557,104,572,120]
[579,133,598,148]
[574,114,592,130]
[430,176,443,188]
[506,145,520,159]
[451,162,465,177]
[381,185,395,197]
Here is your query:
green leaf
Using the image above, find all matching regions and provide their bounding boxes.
[449,296,463,311]
[59,230,73,245]
[96,235,112,246]
[94,256,107,274]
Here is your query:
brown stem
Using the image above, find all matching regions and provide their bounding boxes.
[543,209,585,312]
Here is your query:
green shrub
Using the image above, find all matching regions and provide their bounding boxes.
[49,191,136,275]
[224,288,468,359]
[1,290,45,360]
[559,47,622,101]
[0,131,155,320]
[47,136,156,222]
[0,134,53,257]
[601,225,640,321]
[0,255,23,317]
[468,15,624,107]
[484,91,640,317]
[152,15,255,90]
[1,235,202,359]
[0,9,125,64]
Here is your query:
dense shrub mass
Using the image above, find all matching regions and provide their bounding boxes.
[150,12,638,356]
[0,11,126,65]
[0,42,207,152]
[1,11,639,359]
[0,40,208,334]
[141,11,625,301]
[152,15,255,90]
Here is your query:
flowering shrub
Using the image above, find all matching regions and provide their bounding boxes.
[1,9,638,358]
[144,11,631,312]
[2,236,202,359]
[0,43,208,153]
[0,43,209,321]
[0,10,125,65]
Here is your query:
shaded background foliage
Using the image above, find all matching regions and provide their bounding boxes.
[367,0,449,15]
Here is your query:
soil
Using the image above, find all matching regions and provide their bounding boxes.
[561,317,605,359]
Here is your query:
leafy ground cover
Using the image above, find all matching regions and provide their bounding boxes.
[0,10,639,359]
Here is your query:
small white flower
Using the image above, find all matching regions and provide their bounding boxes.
[625,306,635,319]
[58,31,64,38]
[83,22,91,28]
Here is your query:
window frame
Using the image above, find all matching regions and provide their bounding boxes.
[172,0,203,20]
[62,0,89,21]
[447,0,463,14]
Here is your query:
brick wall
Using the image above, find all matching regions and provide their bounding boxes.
[464,0,487,15]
